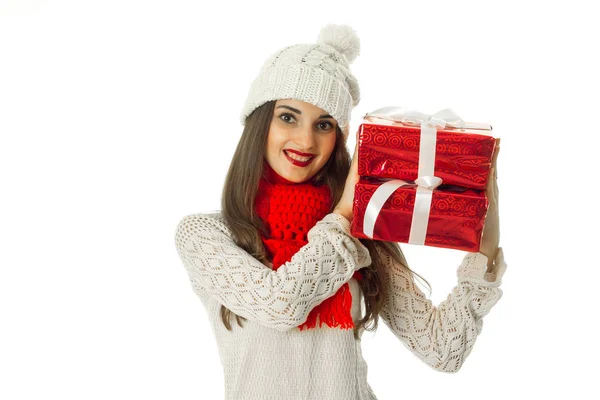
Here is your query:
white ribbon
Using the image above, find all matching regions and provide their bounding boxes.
[364,106,466,130]
[362,107,465,245]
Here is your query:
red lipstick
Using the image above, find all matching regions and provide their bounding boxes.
[284,149,315,157]
[283,150,315,167]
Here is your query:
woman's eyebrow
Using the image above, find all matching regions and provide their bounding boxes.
[276,105,333,119]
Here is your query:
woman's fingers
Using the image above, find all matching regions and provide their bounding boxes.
[491,138,500,176]
[492,139,500,198]
[348,128,360,179]
[486,138,500,199]
[352,130,359,162]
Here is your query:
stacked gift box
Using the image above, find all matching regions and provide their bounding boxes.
[350,107,498,252]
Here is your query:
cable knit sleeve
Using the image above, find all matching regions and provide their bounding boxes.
[379,246,507,373]
[174,212,372,332]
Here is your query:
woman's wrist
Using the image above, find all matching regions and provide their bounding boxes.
[333,208,352,224]
[479,246,499,272]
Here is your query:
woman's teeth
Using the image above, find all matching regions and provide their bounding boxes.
[285,151,313,162]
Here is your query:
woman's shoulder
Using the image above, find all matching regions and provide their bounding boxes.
[179,209,222,220]
[175,210,231,239]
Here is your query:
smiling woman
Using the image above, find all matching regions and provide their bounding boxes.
[174,23,507,400]
[266,99,338,183]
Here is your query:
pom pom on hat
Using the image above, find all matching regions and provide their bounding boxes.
[316,24,360,63]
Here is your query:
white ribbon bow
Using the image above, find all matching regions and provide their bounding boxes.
[365,107,466,130]
[362,107,465,245]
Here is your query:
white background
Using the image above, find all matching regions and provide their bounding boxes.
[1,1,598,399]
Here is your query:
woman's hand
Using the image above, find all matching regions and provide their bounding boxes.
[479,138,501,270]
[333,129,360,223]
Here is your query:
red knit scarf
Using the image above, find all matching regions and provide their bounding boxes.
[255,161,363,330]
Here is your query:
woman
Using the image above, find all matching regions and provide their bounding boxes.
[174,24,506,400]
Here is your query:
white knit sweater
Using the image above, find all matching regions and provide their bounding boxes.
[174,211,507,400]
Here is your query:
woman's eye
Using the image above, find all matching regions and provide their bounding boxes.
[279,113,295,123]
[318,121,334,131]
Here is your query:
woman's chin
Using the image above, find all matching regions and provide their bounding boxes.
[284,170,315,183]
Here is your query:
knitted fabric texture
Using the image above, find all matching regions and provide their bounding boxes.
[175,211,507,399]
[255,162,363,330]
[240,24,361,142]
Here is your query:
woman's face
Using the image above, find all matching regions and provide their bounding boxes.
[265,99,338,183]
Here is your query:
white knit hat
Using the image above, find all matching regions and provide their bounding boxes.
[240,24,361,141]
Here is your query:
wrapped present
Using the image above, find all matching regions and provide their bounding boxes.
[357,107,497,190]
[350,176,488,252]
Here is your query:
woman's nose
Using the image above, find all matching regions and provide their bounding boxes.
[295,125,317,149]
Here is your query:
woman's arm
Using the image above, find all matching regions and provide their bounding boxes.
[175,212,372,332]
[378,245,507,373]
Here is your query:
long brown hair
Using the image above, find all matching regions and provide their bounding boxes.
[220,100,431,339]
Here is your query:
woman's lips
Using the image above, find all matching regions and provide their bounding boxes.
[285,149,314,157]
[284,150,315,167]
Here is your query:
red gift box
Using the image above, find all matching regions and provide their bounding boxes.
[350,177,488,252]
[357,116,496,190]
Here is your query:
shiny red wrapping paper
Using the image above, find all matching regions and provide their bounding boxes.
[350,177,488,252]
[357,122,496,190]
